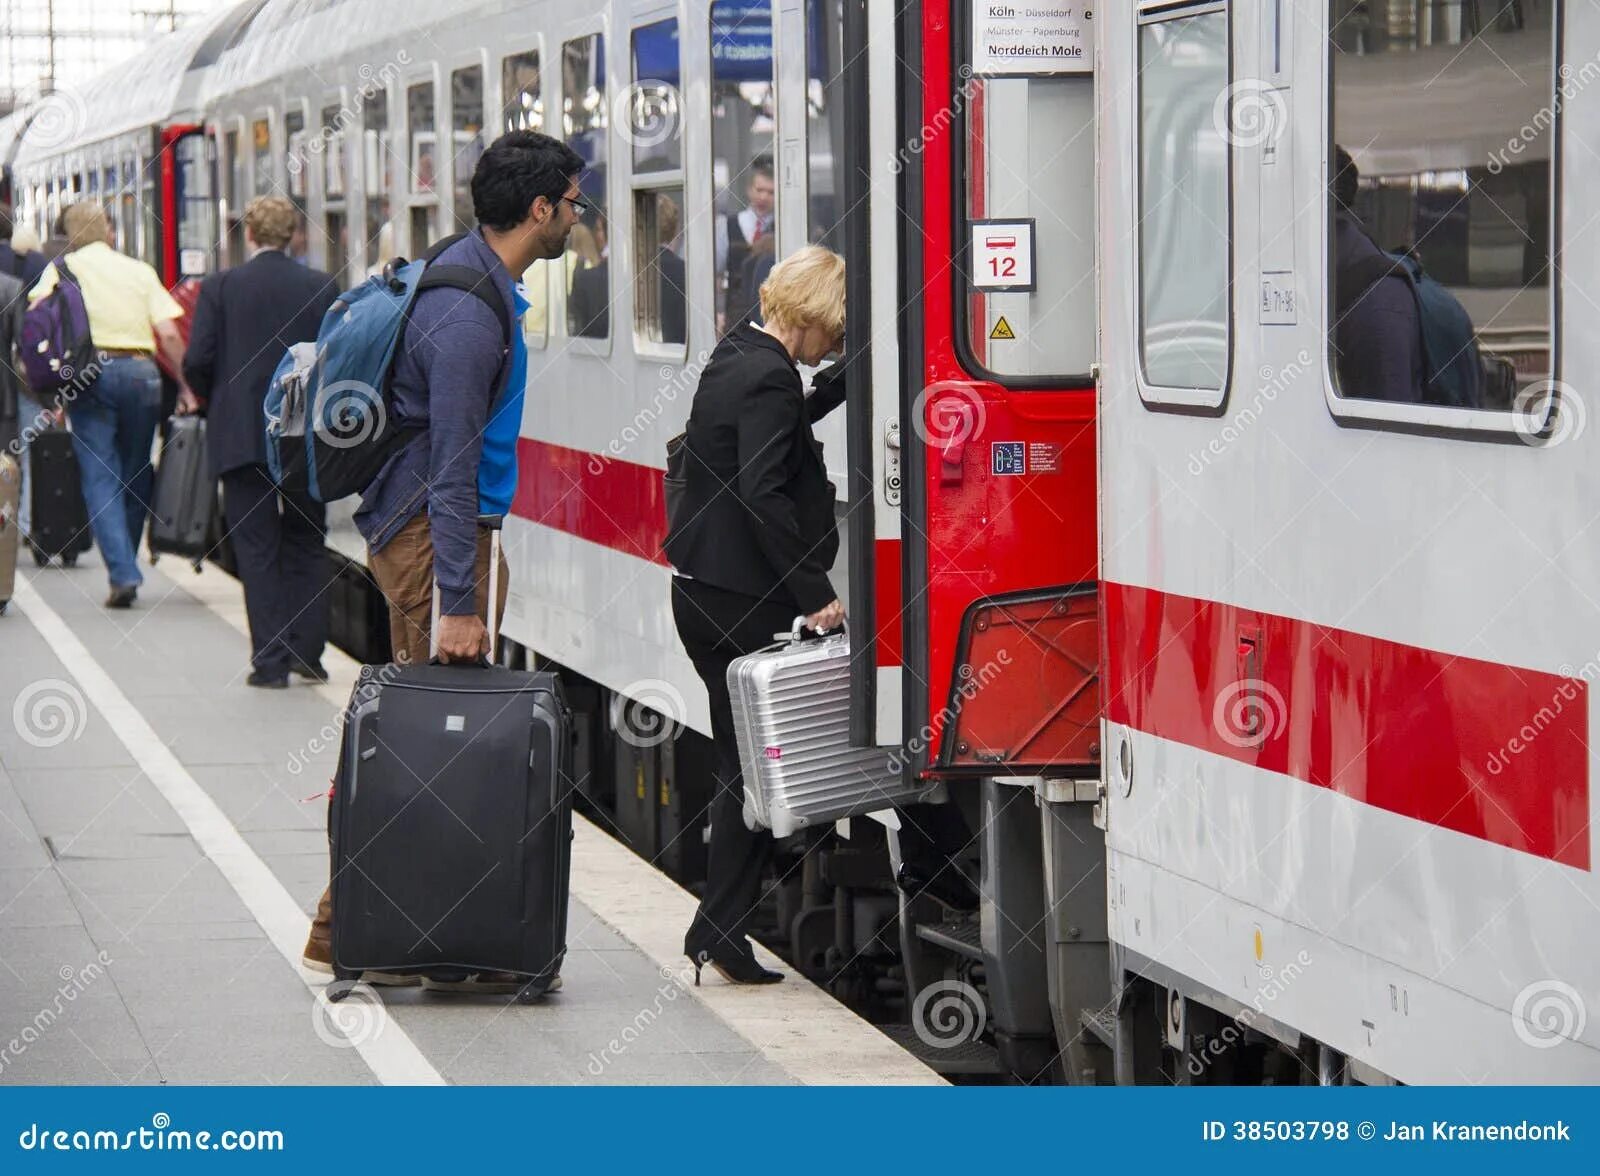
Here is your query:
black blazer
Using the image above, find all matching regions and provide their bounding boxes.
[664,323,846,613]
[183,249,338,477]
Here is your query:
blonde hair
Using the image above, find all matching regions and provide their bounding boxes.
[758,244,845,339]
[244,195,297,250]
[10,225,40,253]
[61,202,110,250]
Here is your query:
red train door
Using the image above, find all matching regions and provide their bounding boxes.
[884,3,1101,778]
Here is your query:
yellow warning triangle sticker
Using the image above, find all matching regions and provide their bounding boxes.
[989,316,1016,340]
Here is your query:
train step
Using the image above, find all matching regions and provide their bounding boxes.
[914,916,983,961]
[875,1024,1006,1077]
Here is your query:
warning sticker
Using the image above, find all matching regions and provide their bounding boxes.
[989,315,1017,340]
[992,442,1026,476]
[1028,442,1062,474]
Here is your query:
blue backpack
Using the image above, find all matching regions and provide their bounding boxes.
[1338,246,1484,410]
[264,234,510,502]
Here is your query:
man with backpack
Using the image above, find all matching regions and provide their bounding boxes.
[300,129,585,992]
[184,196,340,687]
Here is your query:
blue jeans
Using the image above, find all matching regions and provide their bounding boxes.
[66,357,161,589]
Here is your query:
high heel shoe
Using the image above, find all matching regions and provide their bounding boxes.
[687,947,783,986]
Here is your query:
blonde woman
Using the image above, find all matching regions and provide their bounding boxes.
[663,244,847,984]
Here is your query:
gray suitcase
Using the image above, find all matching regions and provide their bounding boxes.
[0,454,18,615]
[726,620,943,838]
[148,415,215,571]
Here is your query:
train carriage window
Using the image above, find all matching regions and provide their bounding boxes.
[630,19,681,174]
[563,33,609,341]
[960,9,1095,382]
[321,101,349,285]
[806,0,844,253]
[223,127,245,265]
[362,88,396,274]
[635,188,688,347]
[285,108,309,259]
[1137,5,1230,401]
[252,117,274,196]
[451,66,486,224]
[630,18,685,350]
[502,50,543,134]
[175,133,216,278]
[1328,1,1556,423]
[710,1,777,333]
[408,81,439,250]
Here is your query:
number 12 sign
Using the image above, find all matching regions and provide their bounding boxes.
[969,218,1036,293]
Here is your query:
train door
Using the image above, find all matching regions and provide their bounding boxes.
[869,3,1099,779]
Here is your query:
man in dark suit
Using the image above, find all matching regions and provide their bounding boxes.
[183,196,340,688]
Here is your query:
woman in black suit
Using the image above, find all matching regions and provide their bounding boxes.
[664,245,848,984]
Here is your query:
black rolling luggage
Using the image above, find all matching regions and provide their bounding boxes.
[148,414,216,571]
[26,426,92,567]
[328,519,573,1002]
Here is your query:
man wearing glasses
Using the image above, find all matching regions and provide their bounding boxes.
[301,129,586,994]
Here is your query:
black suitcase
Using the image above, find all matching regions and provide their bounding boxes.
[148,414,216,571]
[328,522,573,1002]
[26,427,92,566]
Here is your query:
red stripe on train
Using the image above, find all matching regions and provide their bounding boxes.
[1102,582,1591,869]
[510,438,671,566]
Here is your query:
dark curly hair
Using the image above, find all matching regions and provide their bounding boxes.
[471,130,586,232]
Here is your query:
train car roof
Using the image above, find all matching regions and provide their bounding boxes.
[204,0,501,97]
[12,0,268,168]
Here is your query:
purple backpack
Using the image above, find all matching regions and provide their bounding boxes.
[20,258,96,407]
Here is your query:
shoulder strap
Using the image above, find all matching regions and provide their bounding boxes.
[53,256,78,289]
[414,263,512,345]
[421,232,469,263]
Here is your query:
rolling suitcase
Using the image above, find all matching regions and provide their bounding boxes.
[328,517,573,1002]
[727,620,944,839]
[148,414,216,571]
[0,454,18,614]
[27,426,92,567]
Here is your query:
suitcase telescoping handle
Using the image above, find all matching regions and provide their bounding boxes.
[775,615,842,643]
[428,513,504,666]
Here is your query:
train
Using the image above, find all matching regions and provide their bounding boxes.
[4,0,1595,1084]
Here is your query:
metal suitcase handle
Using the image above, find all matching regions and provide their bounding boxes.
[428,513,503,666]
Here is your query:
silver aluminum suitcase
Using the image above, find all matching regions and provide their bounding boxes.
[727,620,943,838]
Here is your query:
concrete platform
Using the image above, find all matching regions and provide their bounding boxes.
[0,548,941,1087]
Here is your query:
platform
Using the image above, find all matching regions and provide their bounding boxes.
[0,549,942,1086]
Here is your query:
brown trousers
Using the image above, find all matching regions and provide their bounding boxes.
[368,513,509,665]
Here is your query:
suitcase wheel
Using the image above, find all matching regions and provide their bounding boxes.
[0,600,8,615]
[61,553,77,568]
[31,549,47,568]
[515,979,551,1004]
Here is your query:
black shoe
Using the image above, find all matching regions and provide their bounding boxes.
[686,946,783,986]
[247,670,289,689]
[292,661,330,683]
[105,585,137,609]
[896,863,980,913]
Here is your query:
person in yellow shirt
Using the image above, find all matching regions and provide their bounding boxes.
[29,202,194,607]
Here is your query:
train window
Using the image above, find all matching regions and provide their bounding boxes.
[635,188,688,346]
[710,0,777,333]
[119,159,135,260]
[1328,0,1556,427]
[252,117,274,196]
[1136,4,1230,402]
[806,0,844,252]
[959,17,1095,383]
[563,33,609,341]
[322,101,349,284]
[175,133,216,278]
[407,81,439,252]
[451,65,485,229]
[362,88,396,274]
[223,127,245,266]
[630,18,681,174]
[285,107,310,260]
[502,50,542,134]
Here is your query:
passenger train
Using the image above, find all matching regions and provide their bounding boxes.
[4,0,1595,1084]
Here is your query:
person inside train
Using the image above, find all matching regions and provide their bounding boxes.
[654,193,687,346]
[715,154,775,334]
[664,243,849,985]
[28,202,192,608]
[1331,145,1426,405]
[568,211,609,338]
[301,128,587,993]
[182,195,340,688]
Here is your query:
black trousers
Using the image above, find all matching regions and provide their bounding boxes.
[671,576,797,957]
[220,463,329,676]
